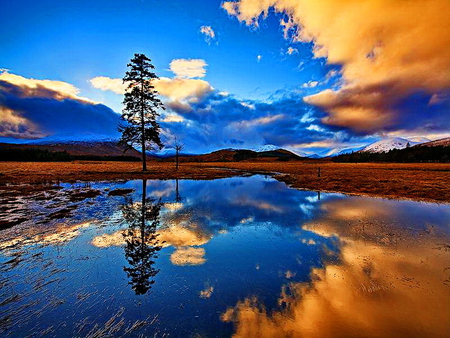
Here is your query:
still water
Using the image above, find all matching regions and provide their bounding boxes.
[0,176,449,337]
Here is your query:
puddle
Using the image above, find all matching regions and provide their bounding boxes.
[0,176,449,337]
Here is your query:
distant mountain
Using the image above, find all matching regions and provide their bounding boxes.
[160,148,306,162]
[306,153,322,159]
[361,137,428,153]
[0,140,141,158]
[415,137,450,147]
[26,133,119,144]
[149,148,198,158]
[324,145,366,157]
[333,136,450,163]
[251,144,316,158]
[408,136,431,143]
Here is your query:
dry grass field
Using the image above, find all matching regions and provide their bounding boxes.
[1,161,449,202]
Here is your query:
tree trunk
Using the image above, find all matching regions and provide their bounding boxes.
[176,150,179,170]
[140,179,146,269]
[141,80,147,171]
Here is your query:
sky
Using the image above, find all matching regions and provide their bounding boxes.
[1,0,449,155]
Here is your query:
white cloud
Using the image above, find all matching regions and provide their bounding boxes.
[200,25,216,44]
[306,124,325,132]
[287,47,298,55]
[240,102,255,109]
[89,76,126,95]
[302,81,319,88]
[170,59,207,79]
[161,113,185,123]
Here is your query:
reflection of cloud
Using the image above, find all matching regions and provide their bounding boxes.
[235,198,283,213]
[158,224,211,248]
[199,285,214,298]
[0,222,91,250]
[164,202,184,212]
[91,231,123,248]
[170,247,206,266]
[301,238,316,245]
[284,270,296,279]
[240,216,254,224]
[222,197,450,337]
[92,223,211,249]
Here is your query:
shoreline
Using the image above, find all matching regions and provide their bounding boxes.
[1,161,449,203]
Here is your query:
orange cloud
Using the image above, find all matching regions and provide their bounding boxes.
[223,0,450,132]
[90,59,214,112]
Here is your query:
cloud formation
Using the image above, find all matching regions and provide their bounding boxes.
[223,0,450,133]
[0,72,120,140]
[0,71,94,102]
[286,47,298,55]
[89,76,125,95]
[200,25,216,44]
[90,59,214,114]
[156,77,213,105]
[169,59,208,79]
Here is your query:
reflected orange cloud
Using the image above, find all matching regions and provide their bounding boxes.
[200,285,214,298]
[222,197,450,337]
[92,223,211,249]
[92,208,212,266]
[170,247,206,266]
[0,222,91,251]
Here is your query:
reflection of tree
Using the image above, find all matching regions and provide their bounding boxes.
[175,179,182,203]
[121,180,163,295]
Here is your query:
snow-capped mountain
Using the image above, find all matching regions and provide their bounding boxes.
[362,137,424,153]
[417,137,450,147]
[324,145,366,157]
[26,133,119,144]
[407,136,431,143]
[252,144,281,152]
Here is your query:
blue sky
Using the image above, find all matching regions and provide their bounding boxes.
[1,0,449,155]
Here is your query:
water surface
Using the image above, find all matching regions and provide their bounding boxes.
[0,176,449,337]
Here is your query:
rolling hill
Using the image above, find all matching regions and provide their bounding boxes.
[0,141,142,159]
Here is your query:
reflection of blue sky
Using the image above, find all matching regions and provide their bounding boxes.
[1,176,450,337]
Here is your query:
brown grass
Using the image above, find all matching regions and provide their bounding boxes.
[1,161,449,202]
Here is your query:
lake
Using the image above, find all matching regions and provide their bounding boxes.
[0,176,449,337]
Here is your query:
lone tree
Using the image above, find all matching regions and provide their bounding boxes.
[119,53,164,171]
[174,137,184,170]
